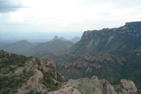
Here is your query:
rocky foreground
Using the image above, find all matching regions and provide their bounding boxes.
[0,50,63,94]
[49,76,137,94]
[0,50,138,94]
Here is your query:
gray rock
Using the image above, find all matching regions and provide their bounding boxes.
[53,76,137,94]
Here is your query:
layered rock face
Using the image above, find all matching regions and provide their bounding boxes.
[73,21,141,55]
[53,22,141,93]
[49,76,137,94]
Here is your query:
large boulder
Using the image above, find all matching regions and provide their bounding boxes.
[115,79,137,94]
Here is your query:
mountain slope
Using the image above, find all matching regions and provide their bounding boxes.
[0,50,63,94]
[0,39,74,57]
[0,43,10,48]
[69,22,141,55]
[33,39,74,58]
[70,37,81,43]
[35,40,73,53]
[0,40,35,56]
[51,22,141,93]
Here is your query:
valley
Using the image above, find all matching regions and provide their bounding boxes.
[52,22,141,93]
[0,21,141,94]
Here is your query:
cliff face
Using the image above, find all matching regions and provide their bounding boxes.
[70,22,141,55]
[52,22,141,93]
[82,21,141,40]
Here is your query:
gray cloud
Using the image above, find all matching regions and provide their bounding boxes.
[0,0,24,13]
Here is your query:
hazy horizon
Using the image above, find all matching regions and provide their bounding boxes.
[0,0,141,42]
[0,31,82,43]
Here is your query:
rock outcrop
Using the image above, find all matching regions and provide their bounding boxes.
[116,79,137,94]
[40,59,57,78]
[0,50,64,94]
[17,69,47,94]
[48,86,81,94]
[48,76,137,94]
[15,58,61,94]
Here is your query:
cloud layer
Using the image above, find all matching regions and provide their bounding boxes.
[0,0,23,13]
[0,0,141,33]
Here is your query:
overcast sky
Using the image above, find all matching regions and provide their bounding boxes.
[0,0,141,41]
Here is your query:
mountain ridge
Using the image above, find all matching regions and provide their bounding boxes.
[49,21,141,93]
[0,39,74,56]
[69,21,141,55]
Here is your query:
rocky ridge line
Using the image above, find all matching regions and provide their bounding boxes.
[48,76,137,94]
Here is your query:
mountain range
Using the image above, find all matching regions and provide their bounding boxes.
[0,21,141,93]
[48,21,141,93]
[52,36,81,43]
[0,38,74,56]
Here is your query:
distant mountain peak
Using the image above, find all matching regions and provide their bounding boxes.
[52,36,67,41]
[16,40,29,43]
[53,36,59,40]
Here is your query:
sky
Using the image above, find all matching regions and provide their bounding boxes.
[0,0,141,42]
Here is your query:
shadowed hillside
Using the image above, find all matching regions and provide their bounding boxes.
[49,22,141,93]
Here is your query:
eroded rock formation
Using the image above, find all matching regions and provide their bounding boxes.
[15,58,60,94]
[48,76,137,94]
